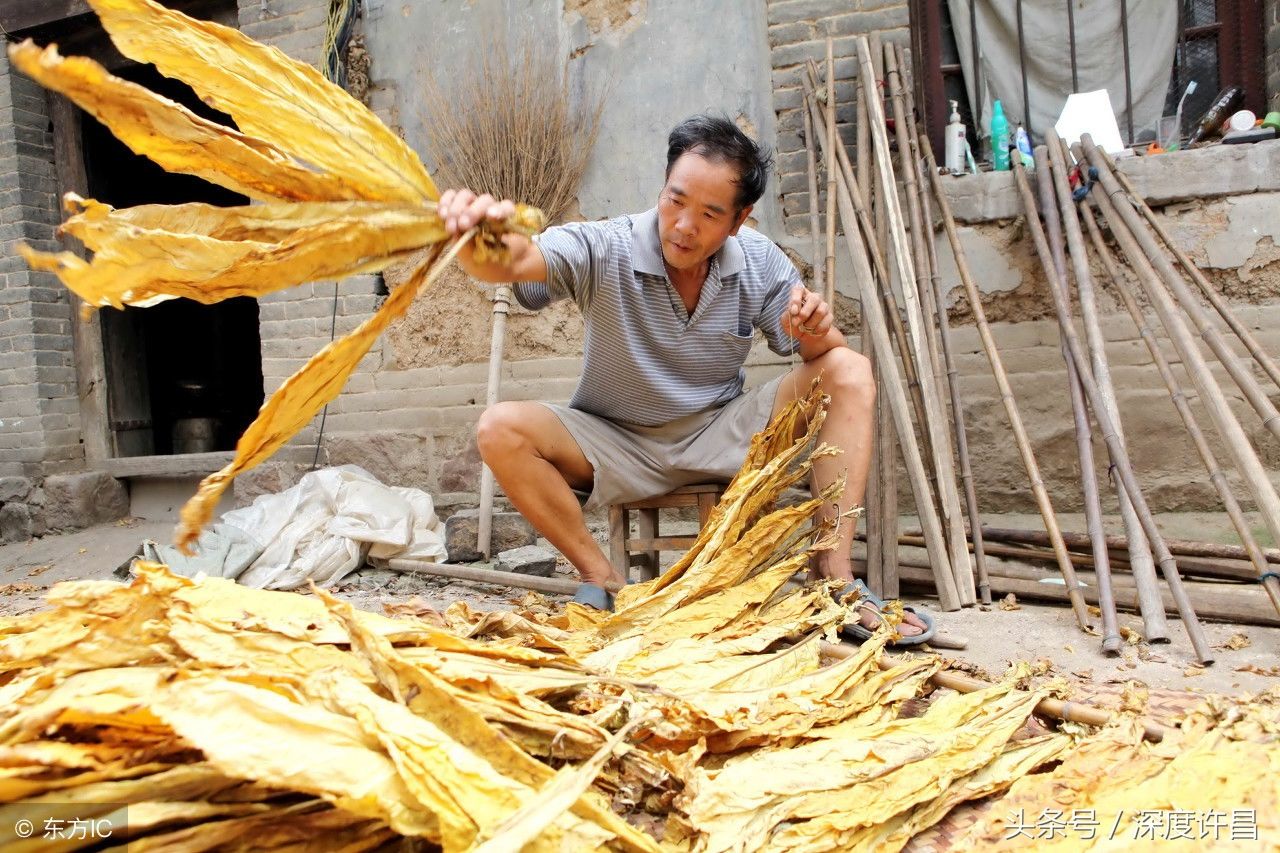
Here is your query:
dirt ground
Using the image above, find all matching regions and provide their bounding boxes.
[2,516,1277,701]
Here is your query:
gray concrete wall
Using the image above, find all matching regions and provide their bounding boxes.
[1268,0,1279,114]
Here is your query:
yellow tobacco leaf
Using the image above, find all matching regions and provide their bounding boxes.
[25,196,445,310]
[89,0,436,204]
[7,42,362,203]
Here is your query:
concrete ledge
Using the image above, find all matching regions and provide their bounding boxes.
[102,452,234,479]
[941,139,1280,222]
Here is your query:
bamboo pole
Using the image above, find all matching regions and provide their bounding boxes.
[885,44,974,605]
[477,285,512,558]
[824,37,837,307]
[1106,155,1280,392]
[860,37,972,607]
[821,642,1169,742]
[1029,146,1127,652]
[855,82,883,598]
[1011,155,1213,664]
[1080,144,1280,440]
[979,524,1280,569]
[912,124,989,604]
[1081,203,1280,615]
[804,65,961,610]
[803,92,823,299]
[922,138,1092,630]
[1080,136,1280,572]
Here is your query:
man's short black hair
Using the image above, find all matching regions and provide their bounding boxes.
[665,114,773,214]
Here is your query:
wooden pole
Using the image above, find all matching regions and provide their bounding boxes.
[1080,202,1280,616]
[885,44,975,605]
[1080,136,1280,573]
[803,92,823,299]
[1011,155,1213,664]
[1028,146,1127,652]
[860,37,973,607]
[922,138,1092,630]
[821,642,1169,742]
[477,285,512,559]
[979,524,1280,569]
[824,37,837,307]
[1081,143,1280,440]
[1048,137,1167,644]
[805,66,961,611]
[855,82,883,598]
[1106,154,1280,392]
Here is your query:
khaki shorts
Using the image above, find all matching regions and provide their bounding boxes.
[539,374,787,512]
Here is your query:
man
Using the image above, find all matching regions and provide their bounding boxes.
[440,114,928,640]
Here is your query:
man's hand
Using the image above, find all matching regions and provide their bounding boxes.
[438,188,545,283]
[783,284,834,340]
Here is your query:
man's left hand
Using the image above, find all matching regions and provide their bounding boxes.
[783,284,833,340]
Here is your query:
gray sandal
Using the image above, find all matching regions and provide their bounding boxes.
[837,579,936,647]
[572,583,614,611]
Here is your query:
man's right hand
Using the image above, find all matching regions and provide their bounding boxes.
[439,188,546,284]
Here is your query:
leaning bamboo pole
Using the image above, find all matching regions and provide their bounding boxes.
[884,45,973,604]
[476,285,512,559]
[912,124,989,604]
[1080,202,1280,616]
[921,138,1091,630]
[823,37,837,307]
[1011,155,1212,664]
[805,70,961,610]
[1049,137,1167,644]
[1080,142,1280,440]
[1079,135,1280,569]
[803,92,823,299]
[1105,153,1280,392]
[860,37,973,606]
[1029,147,1127,652]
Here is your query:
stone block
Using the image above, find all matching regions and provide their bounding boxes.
[445,509,535,563]
[497,545,557,577]
[0,502,31,542]
[233,460,306,507]
[42,471,129,532]
[0,475,32,502]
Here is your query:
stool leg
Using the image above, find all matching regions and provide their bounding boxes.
[608,504,628,581]
[636,508,659,581]
[697,492,717,527]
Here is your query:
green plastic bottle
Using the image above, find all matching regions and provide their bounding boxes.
[991,100,1010,171]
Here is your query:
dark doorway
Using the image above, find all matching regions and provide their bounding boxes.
[79,63,265,457]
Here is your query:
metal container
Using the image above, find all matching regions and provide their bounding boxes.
[172,417,218,454]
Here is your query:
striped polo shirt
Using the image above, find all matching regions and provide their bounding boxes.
[513,208,801,427]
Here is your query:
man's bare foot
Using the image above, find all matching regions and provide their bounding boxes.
[856,604,927,637]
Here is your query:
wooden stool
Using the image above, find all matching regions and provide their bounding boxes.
[608,483,725,581]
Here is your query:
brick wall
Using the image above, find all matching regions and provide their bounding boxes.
[766,0,909,237]
[0,50,83,480]
[1268,0,1280,112]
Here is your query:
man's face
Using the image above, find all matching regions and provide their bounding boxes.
[657,152,753,274]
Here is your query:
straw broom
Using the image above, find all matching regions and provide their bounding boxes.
[1010,155,1213,664]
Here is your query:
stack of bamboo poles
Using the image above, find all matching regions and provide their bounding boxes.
[800,38,1280,663]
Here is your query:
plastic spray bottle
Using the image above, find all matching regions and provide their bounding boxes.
[990,99,1010,171]
[1015,126,1033,170]
[944,100,967,175]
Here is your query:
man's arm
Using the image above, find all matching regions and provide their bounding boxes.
[439,188,548,283]
[782,283,848,361]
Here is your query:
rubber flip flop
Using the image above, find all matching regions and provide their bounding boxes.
[572,583,614,612]
[836,579,936,647]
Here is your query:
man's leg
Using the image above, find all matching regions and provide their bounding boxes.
[476,402,625,589]
[772,347,925,635]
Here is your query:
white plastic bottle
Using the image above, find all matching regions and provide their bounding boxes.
[944,100,966,175]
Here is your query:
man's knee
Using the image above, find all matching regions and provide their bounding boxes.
[819,347,875,403]
[476,401,533,463]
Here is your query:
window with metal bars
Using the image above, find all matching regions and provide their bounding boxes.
[909,0,1267,162]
